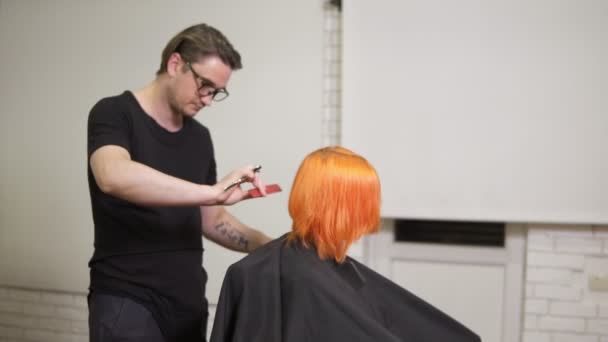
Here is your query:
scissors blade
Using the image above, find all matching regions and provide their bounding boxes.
[223,165,262,192]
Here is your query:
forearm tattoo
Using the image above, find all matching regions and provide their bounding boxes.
[215,221,249,251]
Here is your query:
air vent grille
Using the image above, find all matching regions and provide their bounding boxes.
[394,219,505,247]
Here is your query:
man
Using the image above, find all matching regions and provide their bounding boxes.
[86,23,272,342]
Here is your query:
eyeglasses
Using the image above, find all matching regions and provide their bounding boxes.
[186,62,229,101]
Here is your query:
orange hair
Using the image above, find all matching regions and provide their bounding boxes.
[287,146,381,263]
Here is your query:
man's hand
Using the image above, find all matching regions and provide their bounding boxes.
[213,165,267,205]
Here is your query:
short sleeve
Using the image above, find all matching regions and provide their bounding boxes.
[87,97,131,158]
[206,132,217,185]
[207,153,217,185]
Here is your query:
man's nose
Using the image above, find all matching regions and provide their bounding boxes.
[201,94,213,106]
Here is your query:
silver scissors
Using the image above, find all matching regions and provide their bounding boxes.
[223,165,262,191]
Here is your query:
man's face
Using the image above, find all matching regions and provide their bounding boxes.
[171,55,232,117]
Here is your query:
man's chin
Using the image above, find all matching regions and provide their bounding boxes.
[184,107,203,117]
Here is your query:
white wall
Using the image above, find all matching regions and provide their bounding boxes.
[342,0,608,224]
[0,0,323,295]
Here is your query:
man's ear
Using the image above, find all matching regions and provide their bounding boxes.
[166,52,182,77]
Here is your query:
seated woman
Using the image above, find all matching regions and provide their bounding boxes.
[210,146,480,342]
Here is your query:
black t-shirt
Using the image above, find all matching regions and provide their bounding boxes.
[87,91,217,341]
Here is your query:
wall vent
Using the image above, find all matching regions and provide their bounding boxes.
[394,219,505,247]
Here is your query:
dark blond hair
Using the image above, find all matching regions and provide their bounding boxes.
[157,23,242,75]
[288,146,381,263]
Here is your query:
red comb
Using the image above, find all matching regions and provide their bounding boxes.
[248,184,282,198]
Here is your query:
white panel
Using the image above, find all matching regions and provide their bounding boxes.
[391,260,504,342]
[343,0,608,224]
[0,0,322,293]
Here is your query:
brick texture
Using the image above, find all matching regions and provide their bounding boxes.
[524,225,608,341]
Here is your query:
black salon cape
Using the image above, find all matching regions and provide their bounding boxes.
[210,235,481,342]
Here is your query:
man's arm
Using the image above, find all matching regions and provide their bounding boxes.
[90,145,261,207]
[201,205,272,253]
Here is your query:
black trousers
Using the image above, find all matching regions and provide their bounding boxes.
[89,293,165,342]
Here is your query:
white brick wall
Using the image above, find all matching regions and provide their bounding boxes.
[321,1,342,148]
[0,287,87,342]
[601,305,608,317]
[523,330,551,342]
[553,333,600,342]
[524,225,608,341]
[526,299,549,314]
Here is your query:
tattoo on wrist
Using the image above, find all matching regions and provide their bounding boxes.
[215,222,249,251]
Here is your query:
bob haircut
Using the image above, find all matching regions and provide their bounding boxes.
[288,146,381,263]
